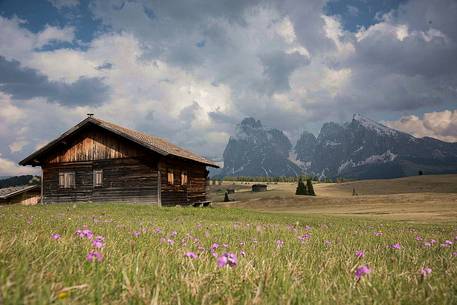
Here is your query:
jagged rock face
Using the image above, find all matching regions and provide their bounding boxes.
[294,131,317,162]
[295,114,457,179]
[220,118,302,177]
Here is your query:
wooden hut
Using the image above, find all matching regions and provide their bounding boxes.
[19,116,219,205]
[252,184,267,192]
[0,185,41,205]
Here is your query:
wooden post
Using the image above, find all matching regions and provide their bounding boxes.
[40,167,44,204]
[157,170,162,207]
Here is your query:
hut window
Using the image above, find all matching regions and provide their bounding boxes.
[59,172,75,188]
[167,169,174,185]
[94,170,103,187]
[181,171,188,185]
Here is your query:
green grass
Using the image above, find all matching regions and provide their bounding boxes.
[0,204,456,304]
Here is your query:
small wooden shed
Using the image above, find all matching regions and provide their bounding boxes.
[252,184,267,192]
[0,185,41,205]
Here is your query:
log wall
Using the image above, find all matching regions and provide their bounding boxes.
[43,158,159,203]
[159,158,208,205]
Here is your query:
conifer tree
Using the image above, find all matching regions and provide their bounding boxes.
[224,191,230,202]
[306,179,316,196]
[295,177,308,195]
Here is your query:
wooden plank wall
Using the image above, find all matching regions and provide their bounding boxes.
[159,158,208,206]
[43,158,158,203]
[91,158,158,203]
[46,127,144,164]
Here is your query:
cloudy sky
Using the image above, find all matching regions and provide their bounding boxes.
[0,0,456,176]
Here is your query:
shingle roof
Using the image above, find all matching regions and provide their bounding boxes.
[0,185,40,199]
[19,117,219,167]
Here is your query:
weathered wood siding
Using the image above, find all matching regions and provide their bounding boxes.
[46,127,145,164]
[159,158,208,206]
[43,158,158,203]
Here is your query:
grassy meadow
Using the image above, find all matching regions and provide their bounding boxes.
[1,203,457,305]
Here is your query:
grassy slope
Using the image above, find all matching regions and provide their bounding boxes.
[213,175,457,223]
[1,204,456,305]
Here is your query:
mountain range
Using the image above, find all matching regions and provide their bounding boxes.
[216,114,457,180]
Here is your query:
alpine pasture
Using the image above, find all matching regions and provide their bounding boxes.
[1,176,457,304]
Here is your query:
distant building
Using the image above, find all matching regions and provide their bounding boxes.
[252,184,267,192]
[0,185,41,205]
[19,116,219,205]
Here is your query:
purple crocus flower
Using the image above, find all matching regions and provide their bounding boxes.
[240,250,246,256]
[217,255,228,267]
[374,232,383,236]
[51,233,61,240]
[92,236,105,249]
[416,236,423,241]
[133,231,141,237]
[355,265,371,280]
[276,240,284,248]
[424,242,432,247]
[420,267,432,278]
[86,251,103,262]
[167,239,174,245]
[452,252,457,257]
[390,243,401,250]
[217,253,238,268]
[184,252,197,259]
[355,250,365,258]
[211,243,219,250]
[298,234,311,243]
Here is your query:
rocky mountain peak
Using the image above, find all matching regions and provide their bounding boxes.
[351,113,398,136]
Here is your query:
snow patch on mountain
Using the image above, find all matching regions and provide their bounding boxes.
[353,113,398,136]
[338,150,397,174]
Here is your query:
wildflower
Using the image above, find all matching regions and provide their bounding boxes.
[223,243,229,248]
[324,240,332,246]
[184,252,198,259]
[452,252,457,256]
[355,265,371,280]
[86,251,103,262]
[298,233,311,243]
[217,253,238,268]
[240,250,246,256]
[170,231,177,237]
[239,241,245,247]
[355,250,365,258]
[276,240,284,248]
[76,229,93,239]
[57,291,69,300]
[133,231,141,237]
[154,227,162,234]
[390,243,401,250]
[217,255,228,267]
[92,236,105,249]
[374,232,383,236]
[444,240,454,245]
[304,225,312,230]
[420,267,432,278]
[51,233,61,240]
[167,239,174,245]
[430,239,437,245]
[424,242,432,247]
[416,236,423,241]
